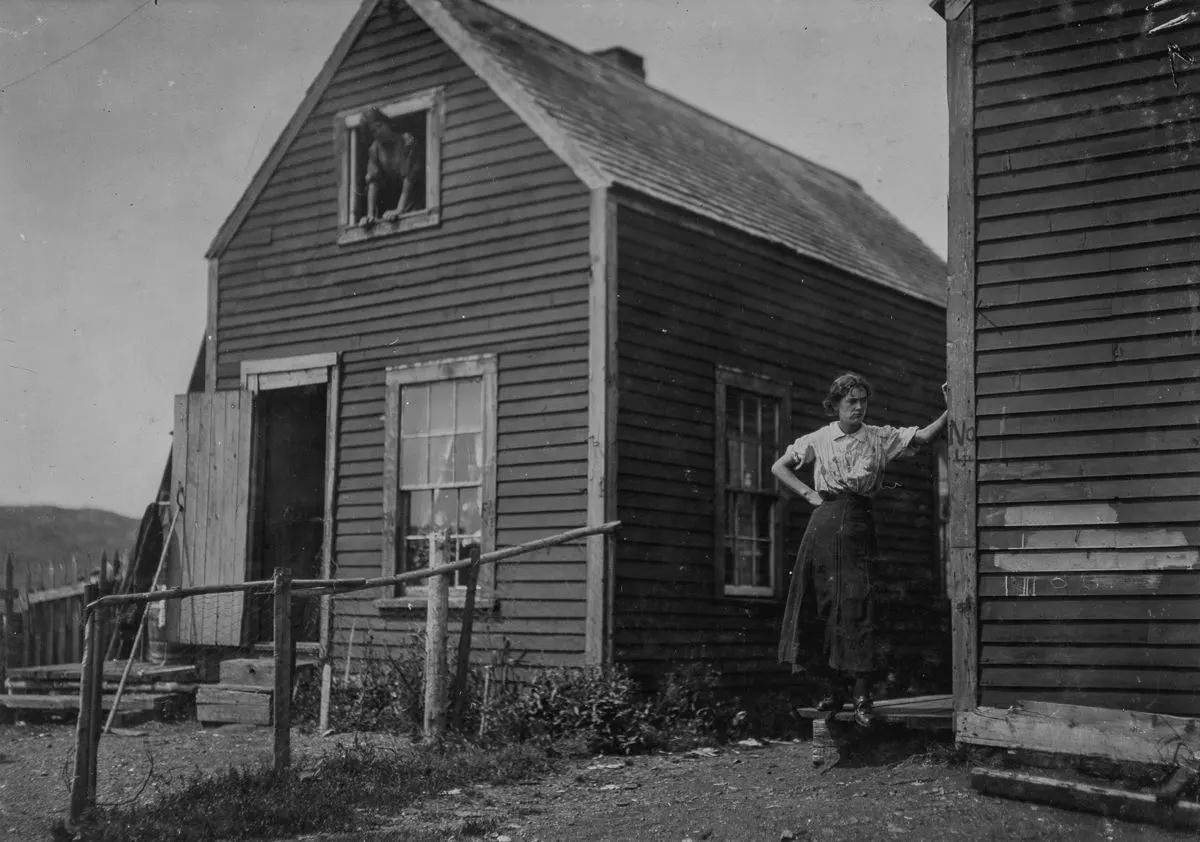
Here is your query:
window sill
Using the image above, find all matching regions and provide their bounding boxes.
[724,586,776,599]
[338,208,440,245]
[374,594,496,612]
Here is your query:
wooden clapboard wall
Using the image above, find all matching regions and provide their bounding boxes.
[969,0,1200,716]
[172,391,253,647]
[210,2,593,669]
[613,197,948,691]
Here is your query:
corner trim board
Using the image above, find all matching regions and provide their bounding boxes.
[205,259,218,393]
[585,187,617,665]
[945,1,978,719]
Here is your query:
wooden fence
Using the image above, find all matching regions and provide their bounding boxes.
[2,552,122,684]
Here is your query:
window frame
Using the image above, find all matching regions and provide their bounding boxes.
[379,354,497,610]
[713,367,790,599]
[335,87,445,246]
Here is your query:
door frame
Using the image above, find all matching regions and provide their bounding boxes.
[239,352,339,665]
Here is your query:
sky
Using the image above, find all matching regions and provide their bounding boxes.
[0,0,948,519]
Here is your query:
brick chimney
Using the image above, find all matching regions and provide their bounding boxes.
[591,46,646,80]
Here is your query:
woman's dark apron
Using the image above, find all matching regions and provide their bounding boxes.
[778,492,879,675]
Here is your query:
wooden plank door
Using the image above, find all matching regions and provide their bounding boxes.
[172,391,254,646]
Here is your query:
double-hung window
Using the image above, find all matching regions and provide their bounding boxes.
[381,356,496,605]
[715,368,789,597]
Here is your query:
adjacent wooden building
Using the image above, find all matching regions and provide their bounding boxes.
[938,0,1200,763]
[168,0,948,695]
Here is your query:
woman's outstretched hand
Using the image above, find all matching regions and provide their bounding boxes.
[941,381,950,408]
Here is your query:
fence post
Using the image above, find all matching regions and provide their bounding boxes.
[273,567,292,775]
[69,585,103,823]
[424,532,449,741]
[448,545,480,730]
[2,554,13,685]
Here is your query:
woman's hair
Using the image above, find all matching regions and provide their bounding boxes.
[823,372,872,416]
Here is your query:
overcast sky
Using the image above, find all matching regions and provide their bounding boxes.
[0,0,948,519]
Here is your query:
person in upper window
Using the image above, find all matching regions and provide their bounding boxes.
[361,107,424,224]
[772,372,948,727]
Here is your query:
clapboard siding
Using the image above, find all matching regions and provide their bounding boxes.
[970,0,1200,715]
[613,198,947,693]
[212,3,592,670]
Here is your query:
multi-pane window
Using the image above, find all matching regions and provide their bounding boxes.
[382,357,496,601]
[399,379,482,587]
[715,369,788,597]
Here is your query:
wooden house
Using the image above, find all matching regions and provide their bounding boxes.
[937,0,1200,764]
[167,0,948,695]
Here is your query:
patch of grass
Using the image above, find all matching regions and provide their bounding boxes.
[63,739,554,842]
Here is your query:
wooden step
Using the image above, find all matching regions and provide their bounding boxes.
[6,662,197,684]
[5,679,197,696]
[0,692,182,726]
[196,685,272,726]
[217,657,319,688]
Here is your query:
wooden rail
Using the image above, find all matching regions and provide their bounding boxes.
[85,522,622,612]
[69,520,622,814]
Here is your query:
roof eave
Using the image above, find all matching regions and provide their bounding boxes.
[930,0,973,21]
[611,181,946,309]
[405,0,609,191]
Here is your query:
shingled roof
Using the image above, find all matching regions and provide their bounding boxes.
[211,0,947,306]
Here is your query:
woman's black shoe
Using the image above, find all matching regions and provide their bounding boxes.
[853,695,874,727]
[816,693,846,713]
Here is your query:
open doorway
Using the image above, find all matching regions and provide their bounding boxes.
[247,382,327,644]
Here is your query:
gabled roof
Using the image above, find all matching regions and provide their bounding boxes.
[210,0,946,306]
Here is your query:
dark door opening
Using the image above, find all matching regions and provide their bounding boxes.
[248,382,327,644]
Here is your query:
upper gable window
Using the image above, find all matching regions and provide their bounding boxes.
[336,88,444,245]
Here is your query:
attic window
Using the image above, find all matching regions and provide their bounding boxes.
[336,88,444,244]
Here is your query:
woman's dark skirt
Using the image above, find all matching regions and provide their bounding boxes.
[778,494,879,675]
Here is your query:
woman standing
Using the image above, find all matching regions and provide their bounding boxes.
[772,372,948,726]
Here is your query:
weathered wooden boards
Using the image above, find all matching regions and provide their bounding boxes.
[958,700,1200,767]
[173,391,253,647]
[972,767,1200,832]
[961,0,1200,717]
[195,656,282,726]
[797,694,955,732]
[195,686,272,726]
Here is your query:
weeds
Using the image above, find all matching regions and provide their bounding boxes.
[70,660,801,840]
[64,739,553,842]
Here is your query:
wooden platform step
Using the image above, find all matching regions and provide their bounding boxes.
[796,693,953,730]
[194,657,319,726]
[6,661,196,689]
[196,685,272,726]
[0,692,183,726]
[973,767,1200,831]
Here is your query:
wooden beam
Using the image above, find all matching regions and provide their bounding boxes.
[2,554,12,685]
[945,1,978,719]
[424,537,449,741]
[971,767,1200,831]
[319,359,340,734]
[272,567,292,775]
[585,187,618,666]
[958,701,1200,767]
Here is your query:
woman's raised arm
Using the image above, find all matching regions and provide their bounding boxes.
[912,382,950,445]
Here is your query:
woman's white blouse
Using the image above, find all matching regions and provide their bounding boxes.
[784,422,918,497]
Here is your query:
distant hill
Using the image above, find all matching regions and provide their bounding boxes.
[0,506,141,588]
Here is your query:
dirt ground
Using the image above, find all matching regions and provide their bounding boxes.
[1,721,1195,842]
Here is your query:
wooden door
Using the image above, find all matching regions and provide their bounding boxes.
[171,391,254,646]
